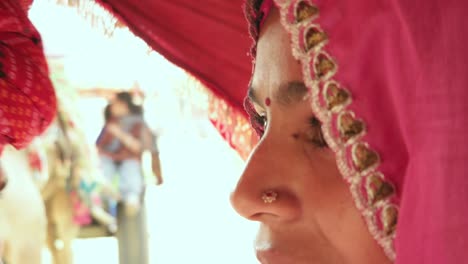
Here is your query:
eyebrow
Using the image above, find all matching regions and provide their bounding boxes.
[247,81,309,107]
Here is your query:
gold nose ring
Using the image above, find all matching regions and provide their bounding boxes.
[262,190,278,204]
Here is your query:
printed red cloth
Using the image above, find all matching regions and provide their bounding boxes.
[0,0,57,153]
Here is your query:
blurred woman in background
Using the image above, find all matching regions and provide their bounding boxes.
[96,92,152,216]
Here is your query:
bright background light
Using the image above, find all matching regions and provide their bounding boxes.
[29,1,259,263]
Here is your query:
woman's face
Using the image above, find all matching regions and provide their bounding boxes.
[230,8,390,264]
[110,99,129,118]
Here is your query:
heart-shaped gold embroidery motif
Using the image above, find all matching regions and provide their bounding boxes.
[296,1,319,23]
[324,82,350,110]
[338,112,365,141]
[366,174,394,205]
[314,53,336,79]
[352,143,379,172]
[382,205,398,236]
[305,27,327,52]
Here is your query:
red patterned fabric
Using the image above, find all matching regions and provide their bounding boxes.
[19,0,33,11]
[0,0,57,153]
[95,0,252,115]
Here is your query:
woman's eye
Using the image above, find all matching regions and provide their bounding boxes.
[259,115,268,128]
[254,115,268,138]
[244,99,268,137]
[247,112,267,137]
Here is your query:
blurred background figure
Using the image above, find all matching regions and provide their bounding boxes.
[96,92,150,218]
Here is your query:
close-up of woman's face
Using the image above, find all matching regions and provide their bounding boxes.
[230,8,391,264]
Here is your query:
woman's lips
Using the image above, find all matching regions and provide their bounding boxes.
[255,226,309,264]
[255,231,320,264]
[256,248,300,264]
[255,238,299,264]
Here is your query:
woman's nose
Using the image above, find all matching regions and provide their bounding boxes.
[230,139,301,223]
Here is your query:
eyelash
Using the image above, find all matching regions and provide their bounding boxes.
[258,114,268,128]
[250,113,267,135]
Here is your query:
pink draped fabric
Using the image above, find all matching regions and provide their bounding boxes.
[383,1,468,262]
[317,1,468,262]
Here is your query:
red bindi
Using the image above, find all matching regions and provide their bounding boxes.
[265,97,271,106]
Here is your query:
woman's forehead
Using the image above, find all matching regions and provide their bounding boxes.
[111,97,123,104]
[251,8,303,103]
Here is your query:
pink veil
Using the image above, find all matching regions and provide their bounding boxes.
[251,0,468,263]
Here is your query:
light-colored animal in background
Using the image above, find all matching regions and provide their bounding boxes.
[41,110,116,264]
[0,143,48,264]
[41,135,80,264]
